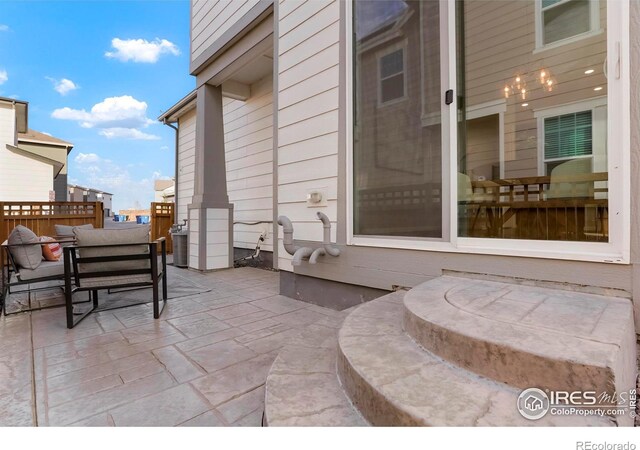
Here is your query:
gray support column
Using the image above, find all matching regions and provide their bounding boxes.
[192,84,229,208]
[188,83,234,271]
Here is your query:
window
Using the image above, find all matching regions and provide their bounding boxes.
[379,47,406,105]
[458,0,609,243]
[537,0,598,48]
[349,0,629,262]
[353,0,442,238]
[543,111,593,174]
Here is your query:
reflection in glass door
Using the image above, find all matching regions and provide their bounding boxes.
[353,0,443,238]
[457,0,608,243]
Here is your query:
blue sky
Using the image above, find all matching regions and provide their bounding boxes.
[0,0,194,211]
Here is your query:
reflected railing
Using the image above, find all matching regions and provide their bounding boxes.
[459,172,608,242]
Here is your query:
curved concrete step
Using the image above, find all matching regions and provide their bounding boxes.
[337,291,614,426]
[265,344,368,426]
[403,276,637,405]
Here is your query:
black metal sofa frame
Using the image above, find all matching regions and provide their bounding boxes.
[0,238,79,315]
[64,238,167,329]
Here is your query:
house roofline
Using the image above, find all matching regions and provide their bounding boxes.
[6,144,64,177]
[158,90,197,123]
[67,184,114,196]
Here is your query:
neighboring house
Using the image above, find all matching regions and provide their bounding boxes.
[0,97,68,202]
[158,0,637,426]
[18,129,74,201]
[154,179,175,203]
[68,184,113,217]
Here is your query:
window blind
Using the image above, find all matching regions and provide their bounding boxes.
[544,110,592,160]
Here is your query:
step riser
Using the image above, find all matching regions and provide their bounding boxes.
[337,343,422,426]
[402,276,637,414]
[404,307,615,395]
[337,292,614,426]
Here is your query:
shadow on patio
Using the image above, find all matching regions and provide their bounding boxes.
[0,265,347,426]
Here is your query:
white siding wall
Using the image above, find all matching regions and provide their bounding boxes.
[177,108,196,223]
[191,0,261,63]
[224,75,274,251]
[276,0,340,271]
[0,103,53,201]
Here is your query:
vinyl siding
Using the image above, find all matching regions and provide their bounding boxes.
[276,0,340,271]
[191,0,261,63]
[177,108,196,224]
[0,103,53,201]
[224,74,274,251]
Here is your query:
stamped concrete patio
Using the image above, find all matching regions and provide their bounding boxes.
[0,265,348,426]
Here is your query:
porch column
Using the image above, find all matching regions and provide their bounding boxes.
[188,83,234,271]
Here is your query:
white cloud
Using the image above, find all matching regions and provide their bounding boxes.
[0,70,7,85]
[160,145,169,150]
[105,38,179,63]
[99,127,160,140]
[74,152,101,164]
[73,153,166,210]
[47,77,78,95]
[51,95,159,140]
[0,25,9,32]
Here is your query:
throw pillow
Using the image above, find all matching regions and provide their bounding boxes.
[40,236,63,261]
[7,225,42,270]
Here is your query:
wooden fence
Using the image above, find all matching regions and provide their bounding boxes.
[150,202,174,254]
[0,202,104,245]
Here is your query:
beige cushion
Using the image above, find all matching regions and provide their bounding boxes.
[74,225,151,288]
[8,225,42,270]
[17,259,65,281]
[79,274,151,289]
[55,223,94,238]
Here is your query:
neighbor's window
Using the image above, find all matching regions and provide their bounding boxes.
[543,111,592,174]
[353,0,443,238]
[379,47,405,105]
[539,0,597,47]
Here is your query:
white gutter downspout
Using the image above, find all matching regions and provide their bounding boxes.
[162,118,179,223]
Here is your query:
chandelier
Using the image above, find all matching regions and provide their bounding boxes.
[503,69,555,100]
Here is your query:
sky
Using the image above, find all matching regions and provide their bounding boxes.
[0,0,194,211]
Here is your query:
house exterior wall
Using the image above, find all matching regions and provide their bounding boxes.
[191,0,261,64]
[275,0,341,270]
[17,142,69,200]
[224,74,274,252]
[177,108,197,224]
[183,0,639,314]
[0,103,53,202]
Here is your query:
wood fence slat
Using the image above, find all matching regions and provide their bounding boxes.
[150,202,174,254]
[0,201,104,266]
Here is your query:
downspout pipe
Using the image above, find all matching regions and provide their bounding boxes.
[277,215,298,255]
[162,119,179,223]
[316,212,340,257]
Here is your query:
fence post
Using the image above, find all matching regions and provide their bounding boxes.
[96,202,104,228]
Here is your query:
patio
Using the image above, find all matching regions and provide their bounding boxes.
[0,265,347,426]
